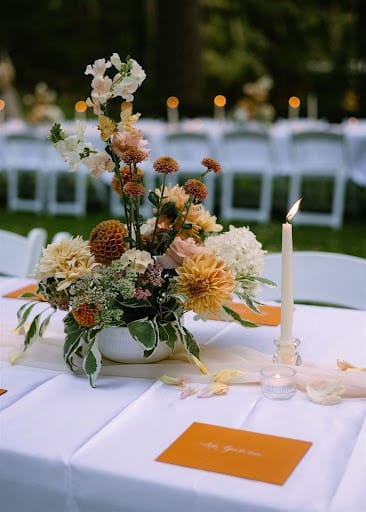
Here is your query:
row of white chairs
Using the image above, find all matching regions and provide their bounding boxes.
[1,228,365,310]
[0,128,349,227]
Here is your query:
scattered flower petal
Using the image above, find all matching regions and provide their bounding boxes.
[306,379,346,405]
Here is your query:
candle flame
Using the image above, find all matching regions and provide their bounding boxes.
[214,95,226,107]
[0,99,5,111]
[167,96,179,108]
[286,198,302,222]
[274,373,281,379]
[75,100,87,113]
[288,96,300,108]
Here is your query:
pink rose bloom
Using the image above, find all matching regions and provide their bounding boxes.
[111,130,149,158]
[157,237,206,269]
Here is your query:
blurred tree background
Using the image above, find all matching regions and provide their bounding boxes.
[0,0,365,120]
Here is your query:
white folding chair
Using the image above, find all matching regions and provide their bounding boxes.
[162,131,216,212]
[0,228,47,277]
[218,128,274,223]
[259,251,366,309]
[51,231,72,243]
[46,147,88,217]
[289,131,348,229]
[4,132,49,213]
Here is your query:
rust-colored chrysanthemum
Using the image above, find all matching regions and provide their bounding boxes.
[183,179,208,201]
[89,220,128,264]
[111,175,123,196]
[123,181,146,197]
[175,251,235,314]
[201,157,222,174]
[153,156,179,174]
[120,165,144,183]
[120,148,147,164]
[72,303,99,327]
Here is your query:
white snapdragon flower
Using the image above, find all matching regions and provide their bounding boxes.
[129,59,146,84]
[91,75,113,104]
[82,151,115,177]
[85,58,111,77]
[110,52,122,70]
[112,75,139,102]
[54,122,92,171]
[204,225,265,297]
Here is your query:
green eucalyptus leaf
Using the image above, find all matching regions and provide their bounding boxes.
[148,191,160,207]
[245,275,277,287]
[181,327,200,358]
[158,322,178,350]
[128,319,157,350]
[222,305,257,328]
[160,201,179,218]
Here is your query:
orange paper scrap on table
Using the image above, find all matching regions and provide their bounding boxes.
[0,389,7,396]
[214,302,281,326]
[156,422,312,485]
[3,284,44,301]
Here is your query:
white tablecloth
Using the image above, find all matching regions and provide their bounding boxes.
[0,277,366,512]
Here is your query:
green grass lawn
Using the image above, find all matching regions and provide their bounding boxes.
[0,175,365,257]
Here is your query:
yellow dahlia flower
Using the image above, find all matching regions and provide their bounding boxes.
[176,251,235,314]
[35,236,98,291]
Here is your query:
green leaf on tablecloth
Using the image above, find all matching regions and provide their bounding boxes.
[83,339,102,388]
[128,319,157,350]
[223,304,257,328]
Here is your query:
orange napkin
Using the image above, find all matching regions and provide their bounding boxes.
[0,389,8,396]
[213,302,281,326]
[3,283,44,301]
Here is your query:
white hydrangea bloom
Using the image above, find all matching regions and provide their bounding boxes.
[204,225,265,298]
[120,249,154,273]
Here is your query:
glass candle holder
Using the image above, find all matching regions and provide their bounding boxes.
[260,365,297,400]
[273,337,302,366]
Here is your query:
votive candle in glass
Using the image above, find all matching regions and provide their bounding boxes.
[260,365,297,400]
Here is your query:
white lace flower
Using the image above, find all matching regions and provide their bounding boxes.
[204,225,265,297]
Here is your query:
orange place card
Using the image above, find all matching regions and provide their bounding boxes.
[211,303,281,326]
[3,284,44,301]
[156,422,312,485]
[0,389,7,396]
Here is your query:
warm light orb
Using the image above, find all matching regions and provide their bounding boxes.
[0,99,5,111]
[167,96,179,108]
[214,95,227,108]
[288,96,300,108]
[75,100,87,113]
[286,198,302,222]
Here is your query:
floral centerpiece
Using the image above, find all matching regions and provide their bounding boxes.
[17,53,271,386]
